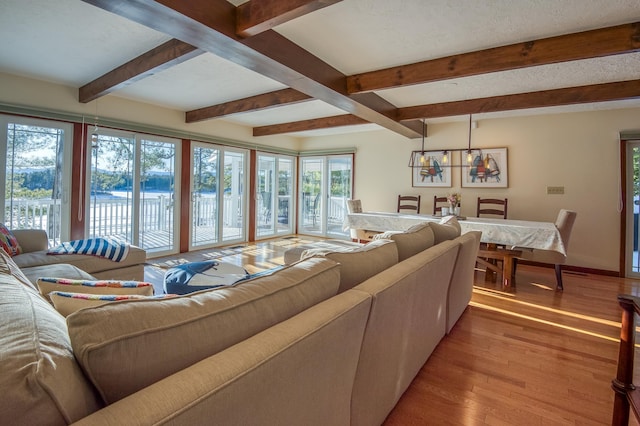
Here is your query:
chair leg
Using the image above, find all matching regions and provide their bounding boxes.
[554,264,563,291]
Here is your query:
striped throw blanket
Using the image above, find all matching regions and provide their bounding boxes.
[48,238,130,262]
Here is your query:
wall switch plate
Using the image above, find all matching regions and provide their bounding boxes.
[546,186,565,195]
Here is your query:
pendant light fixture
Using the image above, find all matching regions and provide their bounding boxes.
[419,119,426,165]
[466,114,473,164]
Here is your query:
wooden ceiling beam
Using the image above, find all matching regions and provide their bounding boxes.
[79,39,202,103]
[80,0,422,138]
[348,22,640,94]
[253,114,368,136]
[236,0,342,38]
[186,88,312,122]
[397,79,640,120]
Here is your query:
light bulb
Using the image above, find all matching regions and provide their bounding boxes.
[442,151,448,164]
[466,150,473,163]
[419,153,426,165]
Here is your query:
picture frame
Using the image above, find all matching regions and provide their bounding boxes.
[411,151,452,187]
[461,148,508,188]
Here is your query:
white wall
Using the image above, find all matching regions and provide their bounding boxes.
[301,109,640,272]
[0,72,300,152]
[1,72,638,272]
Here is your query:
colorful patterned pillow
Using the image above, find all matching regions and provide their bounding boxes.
[36,278,154,303]
[0,224,22,256]
[49,291,177,317]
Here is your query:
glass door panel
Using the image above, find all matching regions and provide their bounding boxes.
[139,138,178,253]
[0,116,72,246]
[299,157,324,235]
[276,157,294,235]
[191,145,219,248]
[627,142,640,277]
[88,132,136,243]
[299,155,352,238]
[255,153,295,239]
[256,155,276,238]
[327,156,352,237]
[222,150,244,242]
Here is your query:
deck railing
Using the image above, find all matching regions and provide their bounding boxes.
[5,194,348,246]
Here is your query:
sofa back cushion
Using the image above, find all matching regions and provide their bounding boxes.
[372,222,435,261]
[350,240,460,426]
[0,250,102,425]
[447,231,481,333]
[301,239,399,293]
[67,257,341,405]
[429,216,462,244]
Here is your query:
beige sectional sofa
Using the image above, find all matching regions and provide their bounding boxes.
[10,229,147,283]
[0,219,480,425]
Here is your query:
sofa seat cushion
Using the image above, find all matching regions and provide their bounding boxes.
[12,244,146,274]
[301,239,399,293]
[0,250,102,424]
[67,257,341,405]
[372,222,435,261]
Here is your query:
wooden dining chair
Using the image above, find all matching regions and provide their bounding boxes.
[477,197,508,219]
[397,195,421,214]
[433,196,448,215]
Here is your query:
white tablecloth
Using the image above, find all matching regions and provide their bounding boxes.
[345,212,566,255]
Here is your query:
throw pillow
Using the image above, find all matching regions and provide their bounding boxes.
[429,216,462,244]
[0,224,22,256]
[50,291,177,317]
[37,278,154,303]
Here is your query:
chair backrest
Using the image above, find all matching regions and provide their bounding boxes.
[433,196,448,215]
[476,197,508,219]
[397,195,421,214]
[555,209,577,247]
[346,199,363,214]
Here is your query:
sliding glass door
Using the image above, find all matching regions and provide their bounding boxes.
[0,115,72,246]
[86,129,180,256]
[299,155,352,238]
[191,142,247,249]
[256,153,295,239]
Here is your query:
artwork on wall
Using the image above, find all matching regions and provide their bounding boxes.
[461,148,508,188]
[411,151,452,187]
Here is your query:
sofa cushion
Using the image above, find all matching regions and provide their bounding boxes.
[301,239,399,293]
[37,277,154,303]
[50,291,177,317]
[429,216,462,244]
[67,257,341,405]
[12,244,147,275]
[0,224,22,256]
[0,250,102,424]
[372,222,435,261]
[22,263,96,286]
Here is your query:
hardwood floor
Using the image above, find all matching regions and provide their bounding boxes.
[146,237,640,425]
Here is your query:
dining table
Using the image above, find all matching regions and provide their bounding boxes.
[344,212,566,287]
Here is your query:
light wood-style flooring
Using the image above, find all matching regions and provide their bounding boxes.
[146,237,640,425]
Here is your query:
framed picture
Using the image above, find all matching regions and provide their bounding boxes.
[411,151,452,187]
[461,148,508,188]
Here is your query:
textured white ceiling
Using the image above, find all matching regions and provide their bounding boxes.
[0,0,639,138]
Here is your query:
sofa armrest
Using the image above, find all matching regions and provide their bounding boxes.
[12,229,48,253]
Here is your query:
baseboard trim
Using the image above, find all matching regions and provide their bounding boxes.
[517,260,620,277]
